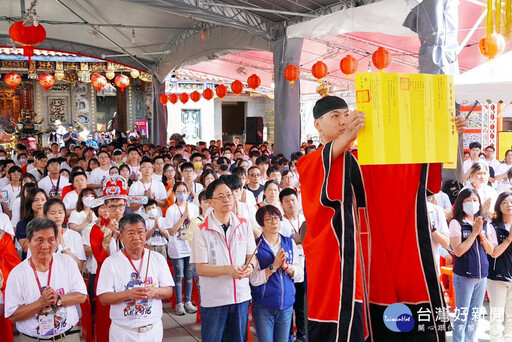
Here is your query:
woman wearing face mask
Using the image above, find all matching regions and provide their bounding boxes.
[163,182,199,316]
[450,188,497,342]
[464,161,497,219]
[68,188,98,233]
[143,199,169,259]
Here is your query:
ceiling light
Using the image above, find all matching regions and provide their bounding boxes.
[131,29,136,44]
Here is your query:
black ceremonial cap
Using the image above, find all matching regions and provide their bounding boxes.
[313,95,348,119]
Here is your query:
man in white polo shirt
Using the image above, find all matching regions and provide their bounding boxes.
[191,179,256,342]
[96,214,174,342]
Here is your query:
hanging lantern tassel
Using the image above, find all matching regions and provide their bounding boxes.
[372,47,392,72]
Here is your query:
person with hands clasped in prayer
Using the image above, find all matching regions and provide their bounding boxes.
[191,179,256,342]
[250,205,304,342]
[164,182,199,316]
[90,175,148,342]
[96,214,174,342]
[449,188,496,342]
[5,218,87,342]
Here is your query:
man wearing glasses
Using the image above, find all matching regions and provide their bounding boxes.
[191,179,256,342]
[245,166,264,201]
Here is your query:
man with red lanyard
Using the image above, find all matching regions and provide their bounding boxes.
[191,179,256,342]
[96,214,174,342]
[279,187,306,342]
[38,158,69,199]
[5,218,87,341]
[129,158,167,216]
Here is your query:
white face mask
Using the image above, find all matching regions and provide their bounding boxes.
[82,196,94,208]
[146,208,158,218]
[175,192,188,203]
[463,201,480,216]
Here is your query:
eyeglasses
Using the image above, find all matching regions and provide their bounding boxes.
[212,194,233,201]
[249,173,261,177]
[107,204,125,211]
[264,216,281,223]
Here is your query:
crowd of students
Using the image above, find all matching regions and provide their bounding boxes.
[0,138,311,342]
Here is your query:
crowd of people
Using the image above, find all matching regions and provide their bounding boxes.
[3,96,512,342]
[0,133,309,342]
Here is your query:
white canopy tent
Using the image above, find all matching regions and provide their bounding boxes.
[454,50,512,104]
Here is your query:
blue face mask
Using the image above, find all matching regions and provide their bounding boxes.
[175,192,188,202]
[282,166,289,172]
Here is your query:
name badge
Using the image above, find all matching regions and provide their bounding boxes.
[38,313,55,337]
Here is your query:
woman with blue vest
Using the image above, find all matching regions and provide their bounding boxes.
[488,191,512,341]
[450,188,496,342]
[250,205,304,342]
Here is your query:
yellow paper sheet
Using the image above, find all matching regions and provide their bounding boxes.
[498,132,512,161]
[355,73,457,165]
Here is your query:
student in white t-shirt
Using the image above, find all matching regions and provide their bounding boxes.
[88,151,111,196]
[38,158,70,199]
[96,214,174,342]
[1,165,22,219]
[129,158,167,216]
[68,188,98,234]
[143,199,169,259]
[39,198,86,270]
[5,218,87,340]
[63,171,89,216]
[164,182,199,316]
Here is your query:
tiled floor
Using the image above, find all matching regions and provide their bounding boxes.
[13,301,493,341]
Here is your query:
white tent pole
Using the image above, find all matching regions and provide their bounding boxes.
[457,8,487,55]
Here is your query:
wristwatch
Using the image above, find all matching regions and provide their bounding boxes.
[56,295,62,307]
[430,226,437,233]
[268,264,277,273]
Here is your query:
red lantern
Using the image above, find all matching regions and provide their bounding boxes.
[231,80,244,95]
[247,74,261,90]
[38,73,55,92]
[169,93,178,104]
[190,91,201,102]
[311,61,328,82]
[159,94,168,106]
[91,74,108,93]
[203,88,214,100]
[179,93,189,104]
[114,74,130,93]
[372,47,392,72]
[479,33,506,60]
[284,65,300,84]
[4,72,22,90]
[9,21,46,63]
[216,84,228,99]
[340,55,358,78]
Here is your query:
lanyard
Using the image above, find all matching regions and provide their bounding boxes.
[142,179,152,192]
[30,258,53,294]
[123,249,144,278]
[177,204,189,226]
[50,176,60,191]
[284,215,300,234]
[11,184,20,193]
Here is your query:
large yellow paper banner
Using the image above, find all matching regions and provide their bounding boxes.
[355,73,457,165]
